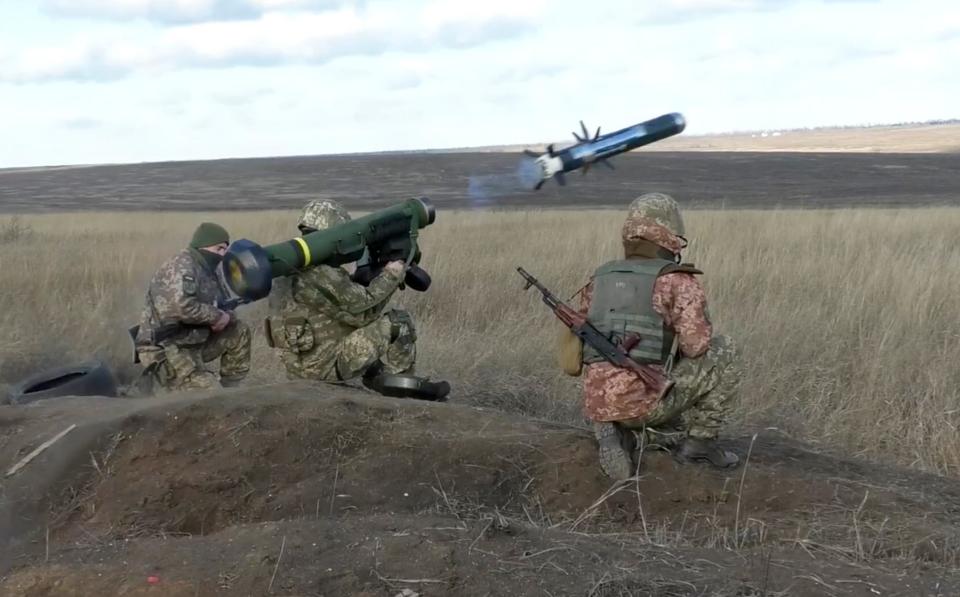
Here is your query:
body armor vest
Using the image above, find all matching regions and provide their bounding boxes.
[582,258,701,366]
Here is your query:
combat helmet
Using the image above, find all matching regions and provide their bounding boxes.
[623,192,688,254]
[298,199,351,233]
[627,192,685,237]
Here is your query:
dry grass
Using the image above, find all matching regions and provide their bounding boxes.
[0,207,958,477]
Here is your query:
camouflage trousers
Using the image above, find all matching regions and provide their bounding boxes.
[278,309,417,382]
[619,334,742,442]
[139,320,252,392]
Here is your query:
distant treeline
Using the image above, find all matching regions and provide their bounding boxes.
[719,118,960,136]
[817,118,960,129]
[296,118,960,155]
[416,118,960,153]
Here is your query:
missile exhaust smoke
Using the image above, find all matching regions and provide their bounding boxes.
[466,155,544,204]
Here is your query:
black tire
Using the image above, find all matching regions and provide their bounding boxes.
[6,360,119,405]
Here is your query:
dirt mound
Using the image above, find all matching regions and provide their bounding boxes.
[2,382,960,596]
[7,514,952,597]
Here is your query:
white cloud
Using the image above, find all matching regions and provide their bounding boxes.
[635,0,877,24]
[0,0,957,168]
[40,0,349,24]
[59,116,104,129]
[667,0,781,8]
[3,2,544,82]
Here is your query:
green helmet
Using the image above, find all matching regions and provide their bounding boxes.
[298,199,351,232]
[627,192,685,238]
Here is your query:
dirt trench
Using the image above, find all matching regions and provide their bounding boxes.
[2,382,960,596]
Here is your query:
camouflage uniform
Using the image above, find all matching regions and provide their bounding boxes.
[573,193,742,479]
[266,200,417,382]
[576,280,741,439]
[135,247,251,391]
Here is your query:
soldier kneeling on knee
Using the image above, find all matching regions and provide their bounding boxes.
[132,222,252,393]
[263,199,449,402]
[564,193,742,480]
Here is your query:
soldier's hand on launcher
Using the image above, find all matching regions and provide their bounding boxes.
[384,260,406,276]
[211,310,231,333]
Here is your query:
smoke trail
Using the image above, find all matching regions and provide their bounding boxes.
[467,155,543,204]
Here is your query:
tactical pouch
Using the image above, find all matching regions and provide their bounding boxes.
[385,309,416,344]
[557,325,583,376]
[266,315,315,353]
[162,345,200,380]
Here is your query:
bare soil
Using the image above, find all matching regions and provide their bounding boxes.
[639,123,960,153]
[1,151,959,213]
[2,383,959,596]
[450,123,960,154]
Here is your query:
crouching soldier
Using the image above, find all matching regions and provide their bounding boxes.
[567,193,742,480]
[264,199,449,401]
[133,222,251,392]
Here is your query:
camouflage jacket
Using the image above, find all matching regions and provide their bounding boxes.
[267,264,404,378]
[136,248,228,347]
[575,270,713,422]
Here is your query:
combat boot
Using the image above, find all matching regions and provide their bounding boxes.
[593,422,634,481]
[220,376,245,388]
[415,378,450,401]
[672,437,740,468]
[361,360,385,384]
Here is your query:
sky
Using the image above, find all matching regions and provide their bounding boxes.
[0,0,958,167]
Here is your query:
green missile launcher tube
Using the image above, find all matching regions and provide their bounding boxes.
[223,197,436,301]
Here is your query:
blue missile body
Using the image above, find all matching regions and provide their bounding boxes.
[526,112,686,189]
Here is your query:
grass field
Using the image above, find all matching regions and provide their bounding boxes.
[1,206,958,477]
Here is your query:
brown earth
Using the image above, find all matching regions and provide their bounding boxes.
[1,151,959,213]
[2,383,959,596]
[614,123,960,154]
[442,123,960,154]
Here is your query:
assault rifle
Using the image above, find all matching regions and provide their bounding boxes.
[516,266,674,401]
[217,296,248,312]
[128,296,250,363]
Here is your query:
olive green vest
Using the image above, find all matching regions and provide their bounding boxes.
[582,258,701,366]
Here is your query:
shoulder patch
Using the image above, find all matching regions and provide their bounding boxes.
[182,274,198,296]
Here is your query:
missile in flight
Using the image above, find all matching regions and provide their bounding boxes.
[525,112,686,190]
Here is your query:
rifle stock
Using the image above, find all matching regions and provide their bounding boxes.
[128,295,249,363]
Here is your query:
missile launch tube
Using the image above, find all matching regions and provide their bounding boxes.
[223,197,436,300]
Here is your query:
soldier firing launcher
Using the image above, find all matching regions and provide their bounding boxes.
[222,197,436,301]
[526,112,686,189]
